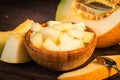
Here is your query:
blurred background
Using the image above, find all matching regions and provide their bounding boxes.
[0,0,60,30]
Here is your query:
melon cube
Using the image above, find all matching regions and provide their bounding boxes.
[82,31,94,43]
[42,38,60,51]
[59,33,73,44]
[59,39,84,51]
[73,22,86,31]
[30,31,43,48]
[67,29,84,39]
[47,20,61,27]
[31,23,43,32]
[52,23,74,31]
[41,27,61,43]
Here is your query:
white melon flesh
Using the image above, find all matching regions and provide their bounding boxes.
[85,8,120,37]
[47,20,61,27]
[82,31,94,43]
[67,29,84,39]
[56,0,78,21]
[0,19,34,55]
[59,39,84,51]
[52,23,73,31]
[84,8,120,48]
[41,27,61,43]
[57,55,120,80]
[42,38,60,51]
[0,33,32,63]
[59,33,73,44]
[30,23,43,32]
[30,32,43,48]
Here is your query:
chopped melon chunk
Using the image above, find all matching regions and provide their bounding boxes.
[30,31,43,48]
[42,38,60,51]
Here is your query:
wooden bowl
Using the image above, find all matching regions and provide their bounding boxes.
[24,24,97,71]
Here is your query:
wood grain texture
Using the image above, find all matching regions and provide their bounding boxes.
[0,0,120,80]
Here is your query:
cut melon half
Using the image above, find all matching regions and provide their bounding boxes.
[55,0,120,48]
[57,55,120,80]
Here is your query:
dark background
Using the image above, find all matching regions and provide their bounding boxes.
[0,0,59,31]
[0,0,120,80]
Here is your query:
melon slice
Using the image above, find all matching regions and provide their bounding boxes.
[0,33,32,63]
[57,55,120,80]
[0,19,34,55]
[55,0,120,48]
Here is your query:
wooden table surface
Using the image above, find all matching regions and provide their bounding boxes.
[0,0,120,80]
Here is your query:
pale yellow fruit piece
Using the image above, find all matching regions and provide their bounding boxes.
[0,33,32,63]
[47,20,61,27]
[30,23,43,32]
[59,39,84,51]
[52,23,74,31]
[42,38,60,51]
[67,29,84,39]
[0,31,12,55]
[0,19,34,55]
[30,32,43,48]
[73,22,86,31]
[59,33,73,44]
[13,19,34,33]
[57,55,120,80]
[41,27,61,43]
[82,31,94,43]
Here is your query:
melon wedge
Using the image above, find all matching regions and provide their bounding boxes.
[55,0,120,48]
[57,55,120,80]
[0,19,34,55]
[0,33,32,63]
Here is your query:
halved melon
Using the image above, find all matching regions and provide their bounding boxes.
[55,0,120,48]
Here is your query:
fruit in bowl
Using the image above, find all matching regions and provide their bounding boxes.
[24,21,97,71]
